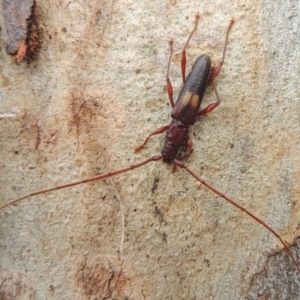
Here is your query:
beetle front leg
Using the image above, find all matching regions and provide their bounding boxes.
[134,125,169,153]
[177,136,194,160]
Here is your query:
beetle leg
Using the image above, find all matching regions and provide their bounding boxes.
[198,81,220,116]
[135,125,169,153]
[209,18,234,82]
[177,136,194,160]
[181,13,201,84]
[167,39,175,107]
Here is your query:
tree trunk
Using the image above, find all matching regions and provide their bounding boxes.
[1,0,300,299]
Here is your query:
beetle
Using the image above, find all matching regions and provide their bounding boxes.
[1,14,299,274]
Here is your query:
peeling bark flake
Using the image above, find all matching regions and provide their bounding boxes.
[3,0,42,62]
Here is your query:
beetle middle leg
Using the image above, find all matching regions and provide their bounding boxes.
[197,81,221,116]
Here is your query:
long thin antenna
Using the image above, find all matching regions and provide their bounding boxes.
[0,156,162,211]
[174,159,300,273]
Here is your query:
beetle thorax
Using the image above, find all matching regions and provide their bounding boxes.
[161,120,189,162]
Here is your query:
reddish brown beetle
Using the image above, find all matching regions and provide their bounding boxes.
[1,14,299,274]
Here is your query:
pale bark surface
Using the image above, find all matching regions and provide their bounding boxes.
[1,0,300,299]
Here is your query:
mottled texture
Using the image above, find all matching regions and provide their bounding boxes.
[248,238,300,299]
[3,0,42,61]
[0,0,300,299]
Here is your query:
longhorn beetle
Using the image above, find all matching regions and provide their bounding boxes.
[1,14,299,273]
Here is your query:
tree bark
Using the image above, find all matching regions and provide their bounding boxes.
[1,0,300,299]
